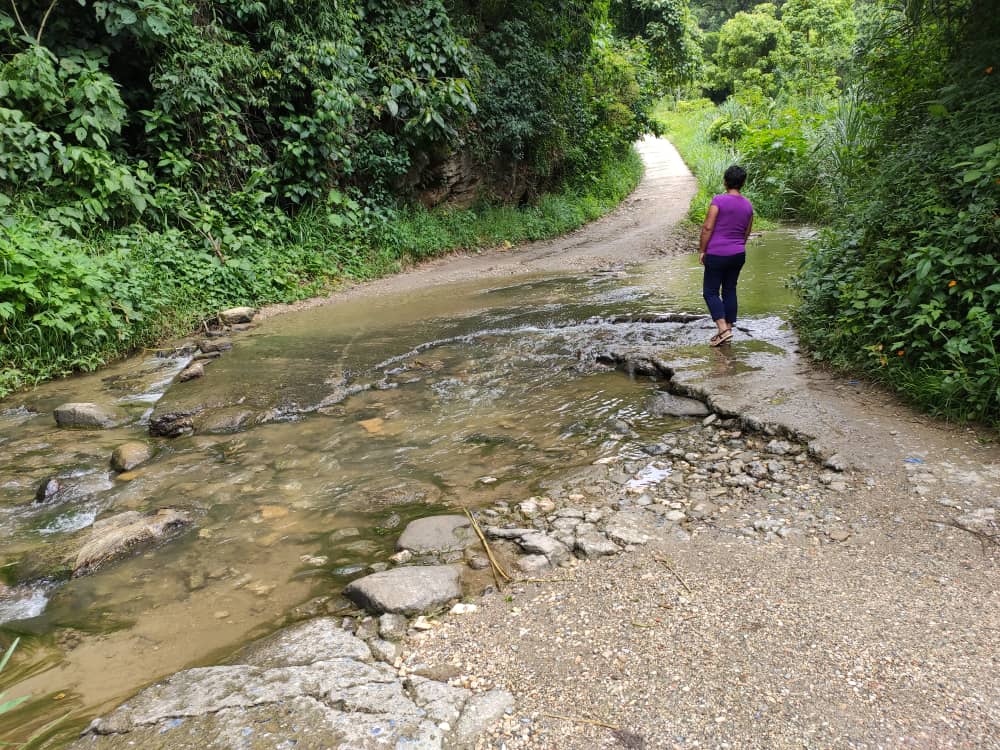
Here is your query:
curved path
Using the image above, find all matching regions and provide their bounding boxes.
[260,136,698,318]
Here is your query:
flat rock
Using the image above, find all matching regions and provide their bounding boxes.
[484,526,535,540]
[148,411,196,438]
[196,408,256,434]
[343,565,463,615]
[198,338,233,354]
[369,638,400,664]
[72,509,191,576]
[603,511,651,546]
[111,442,153,472]
[218,306,255,324]
[407,676,471,724]
[516,554,551,574]
[396,515,474,555]
[955,508,996,538]
[239,617,372,668]
[175,362,204,382]
[76,662,441,749]
[516,532,570,564]
[76,695,443,749]
[53,402,129,429]
[574,531,621,559]
[453,689,515,746]
[647,392,710,418]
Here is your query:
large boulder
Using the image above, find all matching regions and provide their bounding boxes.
[343,565,463,615]
[148,411,196,438]
[218,307,255,325]
[53,403,129,429]
[396,515,474,555]
[647,392,711,418]
[72,509,191,576]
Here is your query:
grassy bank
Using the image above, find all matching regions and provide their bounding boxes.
[0,149,643,399]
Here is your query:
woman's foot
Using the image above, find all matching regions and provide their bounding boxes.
[709,327,733,346]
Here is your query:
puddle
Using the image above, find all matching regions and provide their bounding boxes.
[0,231,804,743]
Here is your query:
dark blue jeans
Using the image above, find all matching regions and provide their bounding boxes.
[703,252,746,324]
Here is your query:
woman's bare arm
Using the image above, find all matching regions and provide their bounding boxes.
[699,203,719,264]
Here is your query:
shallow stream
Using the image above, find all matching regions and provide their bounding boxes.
[0,231,804,743]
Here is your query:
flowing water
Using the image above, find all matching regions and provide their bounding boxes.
[0,231,804,744]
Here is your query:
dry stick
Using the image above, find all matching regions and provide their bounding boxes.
[653,554,693,594]
[542,712,620,731]
[464,508,511,587]
[35,0,58,44]
[9,0,29,38]
[520,577,574,584]
[926,518,1000,549]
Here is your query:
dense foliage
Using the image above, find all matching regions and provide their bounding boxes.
[0,0,673,396]
[661,0,999,425]
[795,1,1000,425]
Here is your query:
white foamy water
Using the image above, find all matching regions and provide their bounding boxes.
[39,506,98,535]
[0,587,49,625]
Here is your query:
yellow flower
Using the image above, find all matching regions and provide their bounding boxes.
[948,280,957,287]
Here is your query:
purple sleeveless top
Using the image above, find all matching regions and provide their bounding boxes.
[706,193,753,256]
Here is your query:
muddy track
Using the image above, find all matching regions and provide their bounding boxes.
[259,136,698,320]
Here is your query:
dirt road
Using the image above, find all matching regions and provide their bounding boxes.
[259,136,698,319]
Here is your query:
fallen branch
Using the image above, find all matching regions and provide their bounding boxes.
[465,508,512,588]
[926,518,1000,550]
[653,554,693,593]
[542,712,620,731]
[520,577,574,584]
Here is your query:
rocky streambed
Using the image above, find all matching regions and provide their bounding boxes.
[64,376,873,749]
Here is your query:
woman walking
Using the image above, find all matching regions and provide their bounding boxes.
[699,165,753,346]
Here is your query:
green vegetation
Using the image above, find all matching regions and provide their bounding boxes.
[658,0,998,426]
[0,1,686,397]
[794,2,1000,425]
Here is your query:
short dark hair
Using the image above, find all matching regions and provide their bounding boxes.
[724,165,747,190]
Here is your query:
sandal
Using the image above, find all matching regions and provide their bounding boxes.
[709,328,733,347]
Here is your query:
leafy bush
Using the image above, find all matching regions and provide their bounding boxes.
[707,114,746,142]
[795,24,1000,426]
